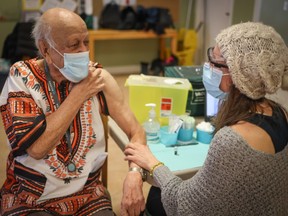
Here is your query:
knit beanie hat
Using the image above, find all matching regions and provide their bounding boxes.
[215,22,288,99]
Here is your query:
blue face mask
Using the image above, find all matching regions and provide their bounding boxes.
[51,45,89,83]
[202,62,229,100]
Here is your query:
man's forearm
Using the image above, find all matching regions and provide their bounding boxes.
[129,127,146,170]
[129,124,146,144]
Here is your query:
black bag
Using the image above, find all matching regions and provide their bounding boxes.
[145,7,174,35]
[134,5,147,30]
[158,8,174,29]
[118,6,137,30]
[149,55,178,76]
[98,1,121,29]
[150,58,164,75]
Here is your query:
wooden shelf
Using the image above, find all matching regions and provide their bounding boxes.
[88,29,177,61]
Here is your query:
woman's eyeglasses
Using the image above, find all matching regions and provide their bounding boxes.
[207,47,228,69]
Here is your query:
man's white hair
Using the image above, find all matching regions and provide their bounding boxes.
[31,16,55,55]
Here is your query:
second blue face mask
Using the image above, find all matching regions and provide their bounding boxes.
[202,62,228,100]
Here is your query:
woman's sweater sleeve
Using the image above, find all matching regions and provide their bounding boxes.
[152,127,248,216]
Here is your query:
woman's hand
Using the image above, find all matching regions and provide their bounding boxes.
[124,143,159,171]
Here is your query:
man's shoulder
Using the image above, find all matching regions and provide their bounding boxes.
[10,59,39,76]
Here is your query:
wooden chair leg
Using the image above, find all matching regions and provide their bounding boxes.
[100,114,109,188]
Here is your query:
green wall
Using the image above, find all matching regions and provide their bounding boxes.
[0,0,21,20]
[231,0,288,44]
[232,0,255,24]
[0,0,21,57]
[0,21,17,57]
[259,0,288,44]
[179,0,196,29]
[94,39,159,67]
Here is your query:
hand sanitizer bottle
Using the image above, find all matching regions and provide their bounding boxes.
[143,103,160,144]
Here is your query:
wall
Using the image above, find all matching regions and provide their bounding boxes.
[0,0,21,20]
[0,21,17,57]
[258,0,288,44]
[258,0,288,109]
[232,0,255,24]
[179,0,196,29]
[0,0,21,57]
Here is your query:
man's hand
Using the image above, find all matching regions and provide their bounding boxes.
[120,171,145,216]
[73,66,105,101]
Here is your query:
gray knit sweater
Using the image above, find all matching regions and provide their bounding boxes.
[153,126,288,216]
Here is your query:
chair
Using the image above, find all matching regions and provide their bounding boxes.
[100,114,109,188]
[174,29,197,66]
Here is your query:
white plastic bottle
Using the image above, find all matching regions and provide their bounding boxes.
[143,103,160,144]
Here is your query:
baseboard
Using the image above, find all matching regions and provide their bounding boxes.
[105,65,140,75]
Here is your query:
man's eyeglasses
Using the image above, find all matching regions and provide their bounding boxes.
[207,47,228,69]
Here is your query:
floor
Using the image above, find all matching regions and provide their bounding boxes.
[0,74,151,216]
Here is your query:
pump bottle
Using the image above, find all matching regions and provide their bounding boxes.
[143,103,160,144]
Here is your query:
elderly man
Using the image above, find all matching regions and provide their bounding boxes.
[0,8,146,216]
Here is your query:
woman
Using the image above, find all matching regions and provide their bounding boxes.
[124,22,288,216]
